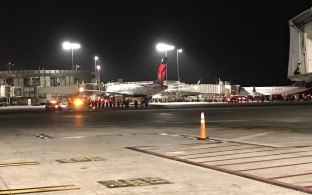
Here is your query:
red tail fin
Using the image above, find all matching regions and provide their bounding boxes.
[156,57,167,84]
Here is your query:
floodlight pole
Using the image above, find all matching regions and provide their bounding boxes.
[62,41,80,71]
[165,50,168,81]
[94,56,98,74]
[176,49,182,83]
[176,49,182,95]
[71,48,74,71]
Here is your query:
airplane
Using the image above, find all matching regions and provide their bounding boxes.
[103,57,168,98]
[241,81,311,96]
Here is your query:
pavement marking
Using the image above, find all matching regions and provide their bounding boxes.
[127,139,312,194]
[34,134,52,139]
[186,148,288,160]
[269,172,312,180]
[158,113,173,116]
[172,146,263,157]
[0,162,40,167]
[215,154,312,167]
[56,157,105,163]
[63,136,85,139]
[158,133,224,141]
[232,131,279,141]
[237,161,312,172]
[199,150,309,163]
[97,177,171,188]
[0,185,79,194]
[161,143,243,153]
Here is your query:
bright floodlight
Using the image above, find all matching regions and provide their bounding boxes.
[177,49,183,53]
[156,43,175,51]
[62,42,72,50]
[71,43,81,49]
[96,65,101,71]
[94,56,98,60]
[62,41,81,50]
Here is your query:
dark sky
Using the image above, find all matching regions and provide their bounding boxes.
[1,0,312,86]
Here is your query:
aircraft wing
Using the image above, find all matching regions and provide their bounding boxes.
[249,91,264,96]
[238,89,250,96]
[139,84,154,88]
[240,87,264,96]
[104,91,134,96]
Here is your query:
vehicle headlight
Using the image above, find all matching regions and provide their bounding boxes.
[73,99,83,107]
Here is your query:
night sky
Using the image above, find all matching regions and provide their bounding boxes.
[1,0,312,86]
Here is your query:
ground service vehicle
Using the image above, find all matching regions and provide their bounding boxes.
[67,97,95,112]
[45,100,62,111]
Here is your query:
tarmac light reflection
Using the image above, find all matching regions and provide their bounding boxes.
[74,114,83,126]
[158,113,173,116]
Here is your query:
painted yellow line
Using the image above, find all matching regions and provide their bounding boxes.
[0,162,40,167]
[0,185,79,194]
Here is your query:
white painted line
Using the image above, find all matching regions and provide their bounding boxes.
[64,136,86,139]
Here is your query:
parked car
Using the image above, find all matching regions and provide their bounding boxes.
[0,97,9,107]
[45,100,62,111]
[0,102,9,107]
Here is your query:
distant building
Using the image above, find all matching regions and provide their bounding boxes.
[162,80,240,97]
[0,69,96,105]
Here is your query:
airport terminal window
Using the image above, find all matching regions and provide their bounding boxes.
[32,77,40,86]
[59,77,66,86]
[74,78,80,85]
[23,87,35,97]
[6,78,13,86]
[39,94,46,99]
[24,78,31,87]
[0,78,5,85]
[14,88,21,96]
[4,87,10,97]
[50,77,57,86]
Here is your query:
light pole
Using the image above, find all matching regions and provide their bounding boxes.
[94,56,98,73]
[176,49,182,94]
[96,65,101,90]
[8,60,14,77]
[156,43,175,81]
[62,41,81,70]
[176,49,182,82]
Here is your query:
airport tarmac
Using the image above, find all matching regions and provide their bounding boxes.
[0,102,312,194]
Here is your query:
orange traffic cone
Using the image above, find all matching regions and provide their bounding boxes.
[199,112,207,140]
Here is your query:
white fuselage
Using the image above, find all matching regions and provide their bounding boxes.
[105,81,167,97]
[242,86,309,95]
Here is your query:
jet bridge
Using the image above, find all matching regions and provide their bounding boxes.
[288,7,312,81]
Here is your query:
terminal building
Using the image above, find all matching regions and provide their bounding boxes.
[157,80,241,101]
[0,69,100,105]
